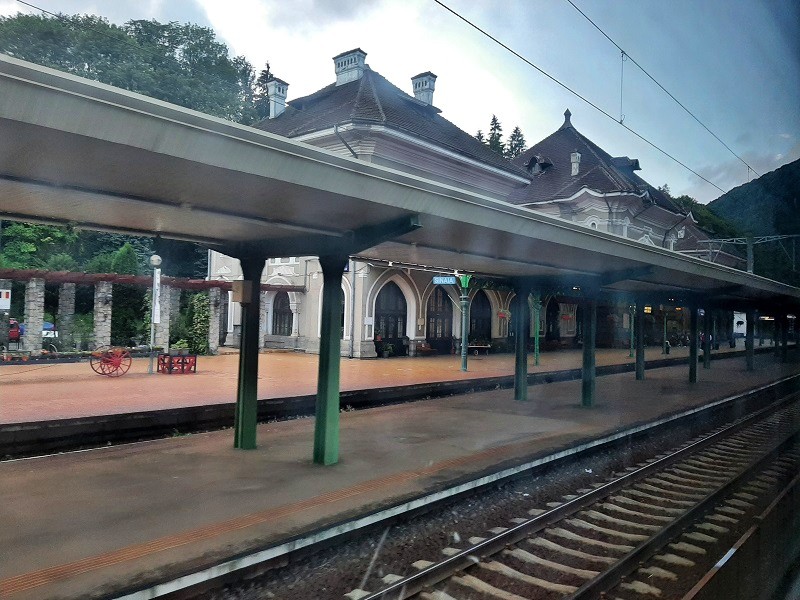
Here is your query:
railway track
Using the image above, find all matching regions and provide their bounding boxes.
[350,394,800,600]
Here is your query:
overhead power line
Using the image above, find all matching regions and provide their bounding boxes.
[432,0,727,194]
[564,0,761,178]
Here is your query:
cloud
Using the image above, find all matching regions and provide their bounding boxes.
[778,133,792,139]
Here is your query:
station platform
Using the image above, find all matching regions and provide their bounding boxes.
[0,343,763,423]
[1,350,798,600]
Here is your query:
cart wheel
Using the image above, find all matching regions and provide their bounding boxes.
[104,347,132,377]
[90,346,110,375]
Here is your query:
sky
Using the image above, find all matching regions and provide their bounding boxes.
[1,0,798,204]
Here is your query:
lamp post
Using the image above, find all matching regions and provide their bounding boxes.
[458,274,472,372]
[148,254,162,374]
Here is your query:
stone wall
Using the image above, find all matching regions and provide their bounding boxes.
[154,283,172,350]
[207,287,221,354]
[0,278,10,347]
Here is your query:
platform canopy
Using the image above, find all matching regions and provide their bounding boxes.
[0,54,798,309]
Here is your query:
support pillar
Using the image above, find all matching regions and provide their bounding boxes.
[57,282,76,350]
[780,314,789,363]
[581,296,597,407]
[532,294,541,366]
[154,283,172,350]
[703,307,712,369]
[512,285,530,402]
[313,254,348,465]
[745,309,755,371]
[635,301,645,380]
[23,278,45,355]
[689,305,698,383]
[0,279,12,347]
[233,258,265,450]
[459,274,472,372]
[93,281,112,349]
[207,287,222,355]
[258,290,268,349]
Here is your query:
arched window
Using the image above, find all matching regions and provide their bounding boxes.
[469,290,491,341]
[272,292,292,336]
[375,281,407,355]
[426,286,453,353]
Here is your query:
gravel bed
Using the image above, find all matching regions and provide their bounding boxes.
[191,398,773,600]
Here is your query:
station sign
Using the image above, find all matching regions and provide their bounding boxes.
[0,289,10,311]
[432,276,456,285]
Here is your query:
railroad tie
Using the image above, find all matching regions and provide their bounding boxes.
[527,536,615,564]
[619,579,663,596]
[546,527,634,553]
[503,548,598,578]
[565,518,649,542]
[579,509,662,532]
[479,561,579,594]
[599,502,673,522]
[638,565,678,580]
[654,553,695,567]
[669,541,706,555]
[419,591,460,600]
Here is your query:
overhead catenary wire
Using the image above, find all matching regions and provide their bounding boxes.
[564,0,761,178]
[432,0,726,194]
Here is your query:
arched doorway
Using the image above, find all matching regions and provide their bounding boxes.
[469,290,491,342]
[375,281,407,356]
[426,286,453,353]
[272,291,292,336]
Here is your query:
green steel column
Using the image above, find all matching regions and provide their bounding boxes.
[313,254,349,466]
[459,274,472,372]
[774,318,781,356]
[689,305,698,383]
[581,297,597,407]
[662,308,668,354]
[780,314,789,363]
[635,301,645,381]
[628,304,635,358]
[532,294,541,367]
[745,309,755,371]
[234,257,265,450]
[513,285,530,401]
[703,308,712,369]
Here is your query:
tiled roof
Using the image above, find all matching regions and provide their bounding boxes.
[509,111,682,213]
[255,67,529,179]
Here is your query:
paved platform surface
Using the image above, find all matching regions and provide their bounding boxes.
[1,348,797,600]
[0,343,758,423]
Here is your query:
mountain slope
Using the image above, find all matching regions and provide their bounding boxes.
[708,158,800,236]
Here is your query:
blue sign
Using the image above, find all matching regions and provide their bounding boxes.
[432,276,457,285]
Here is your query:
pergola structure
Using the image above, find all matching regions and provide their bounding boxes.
[2,54,799,464]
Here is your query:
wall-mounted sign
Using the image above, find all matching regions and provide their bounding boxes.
[432,276,457,285]
[0,289,10,311]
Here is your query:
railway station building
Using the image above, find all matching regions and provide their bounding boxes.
[208,49,738,356]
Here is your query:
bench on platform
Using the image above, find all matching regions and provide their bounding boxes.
[157,353,197,374]
[468,344,491,356]
[415,342,437,356]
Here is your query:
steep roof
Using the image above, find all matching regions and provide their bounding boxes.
[255,67,529,179]
[509,110,681,212]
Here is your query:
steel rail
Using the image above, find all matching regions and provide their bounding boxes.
[361,391,800,600]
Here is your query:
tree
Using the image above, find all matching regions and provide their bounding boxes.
[0,14,261,124]
[110,243,146,345]
[505,126,526,158]
[475,130,485,143]
[254,62,273,120]
[488,115,504,155]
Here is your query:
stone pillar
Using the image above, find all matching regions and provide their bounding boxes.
[208,287,221,355]
[290,300,301,337]
[93,281,113,348]
[154,283,172,350]
[57,282,76,350]
[23,278,45,355]
[0,278,10,348]
[259,290,268,349]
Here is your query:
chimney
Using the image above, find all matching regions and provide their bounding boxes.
[266,78,289,119]
[333,48,367,86]
[570,151,581,176]
[411,72,437,105]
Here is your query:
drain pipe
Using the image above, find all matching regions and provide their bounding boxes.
[334,122,358,159]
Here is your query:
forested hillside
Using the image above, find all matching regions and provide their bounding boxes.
[708,158,800,236]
